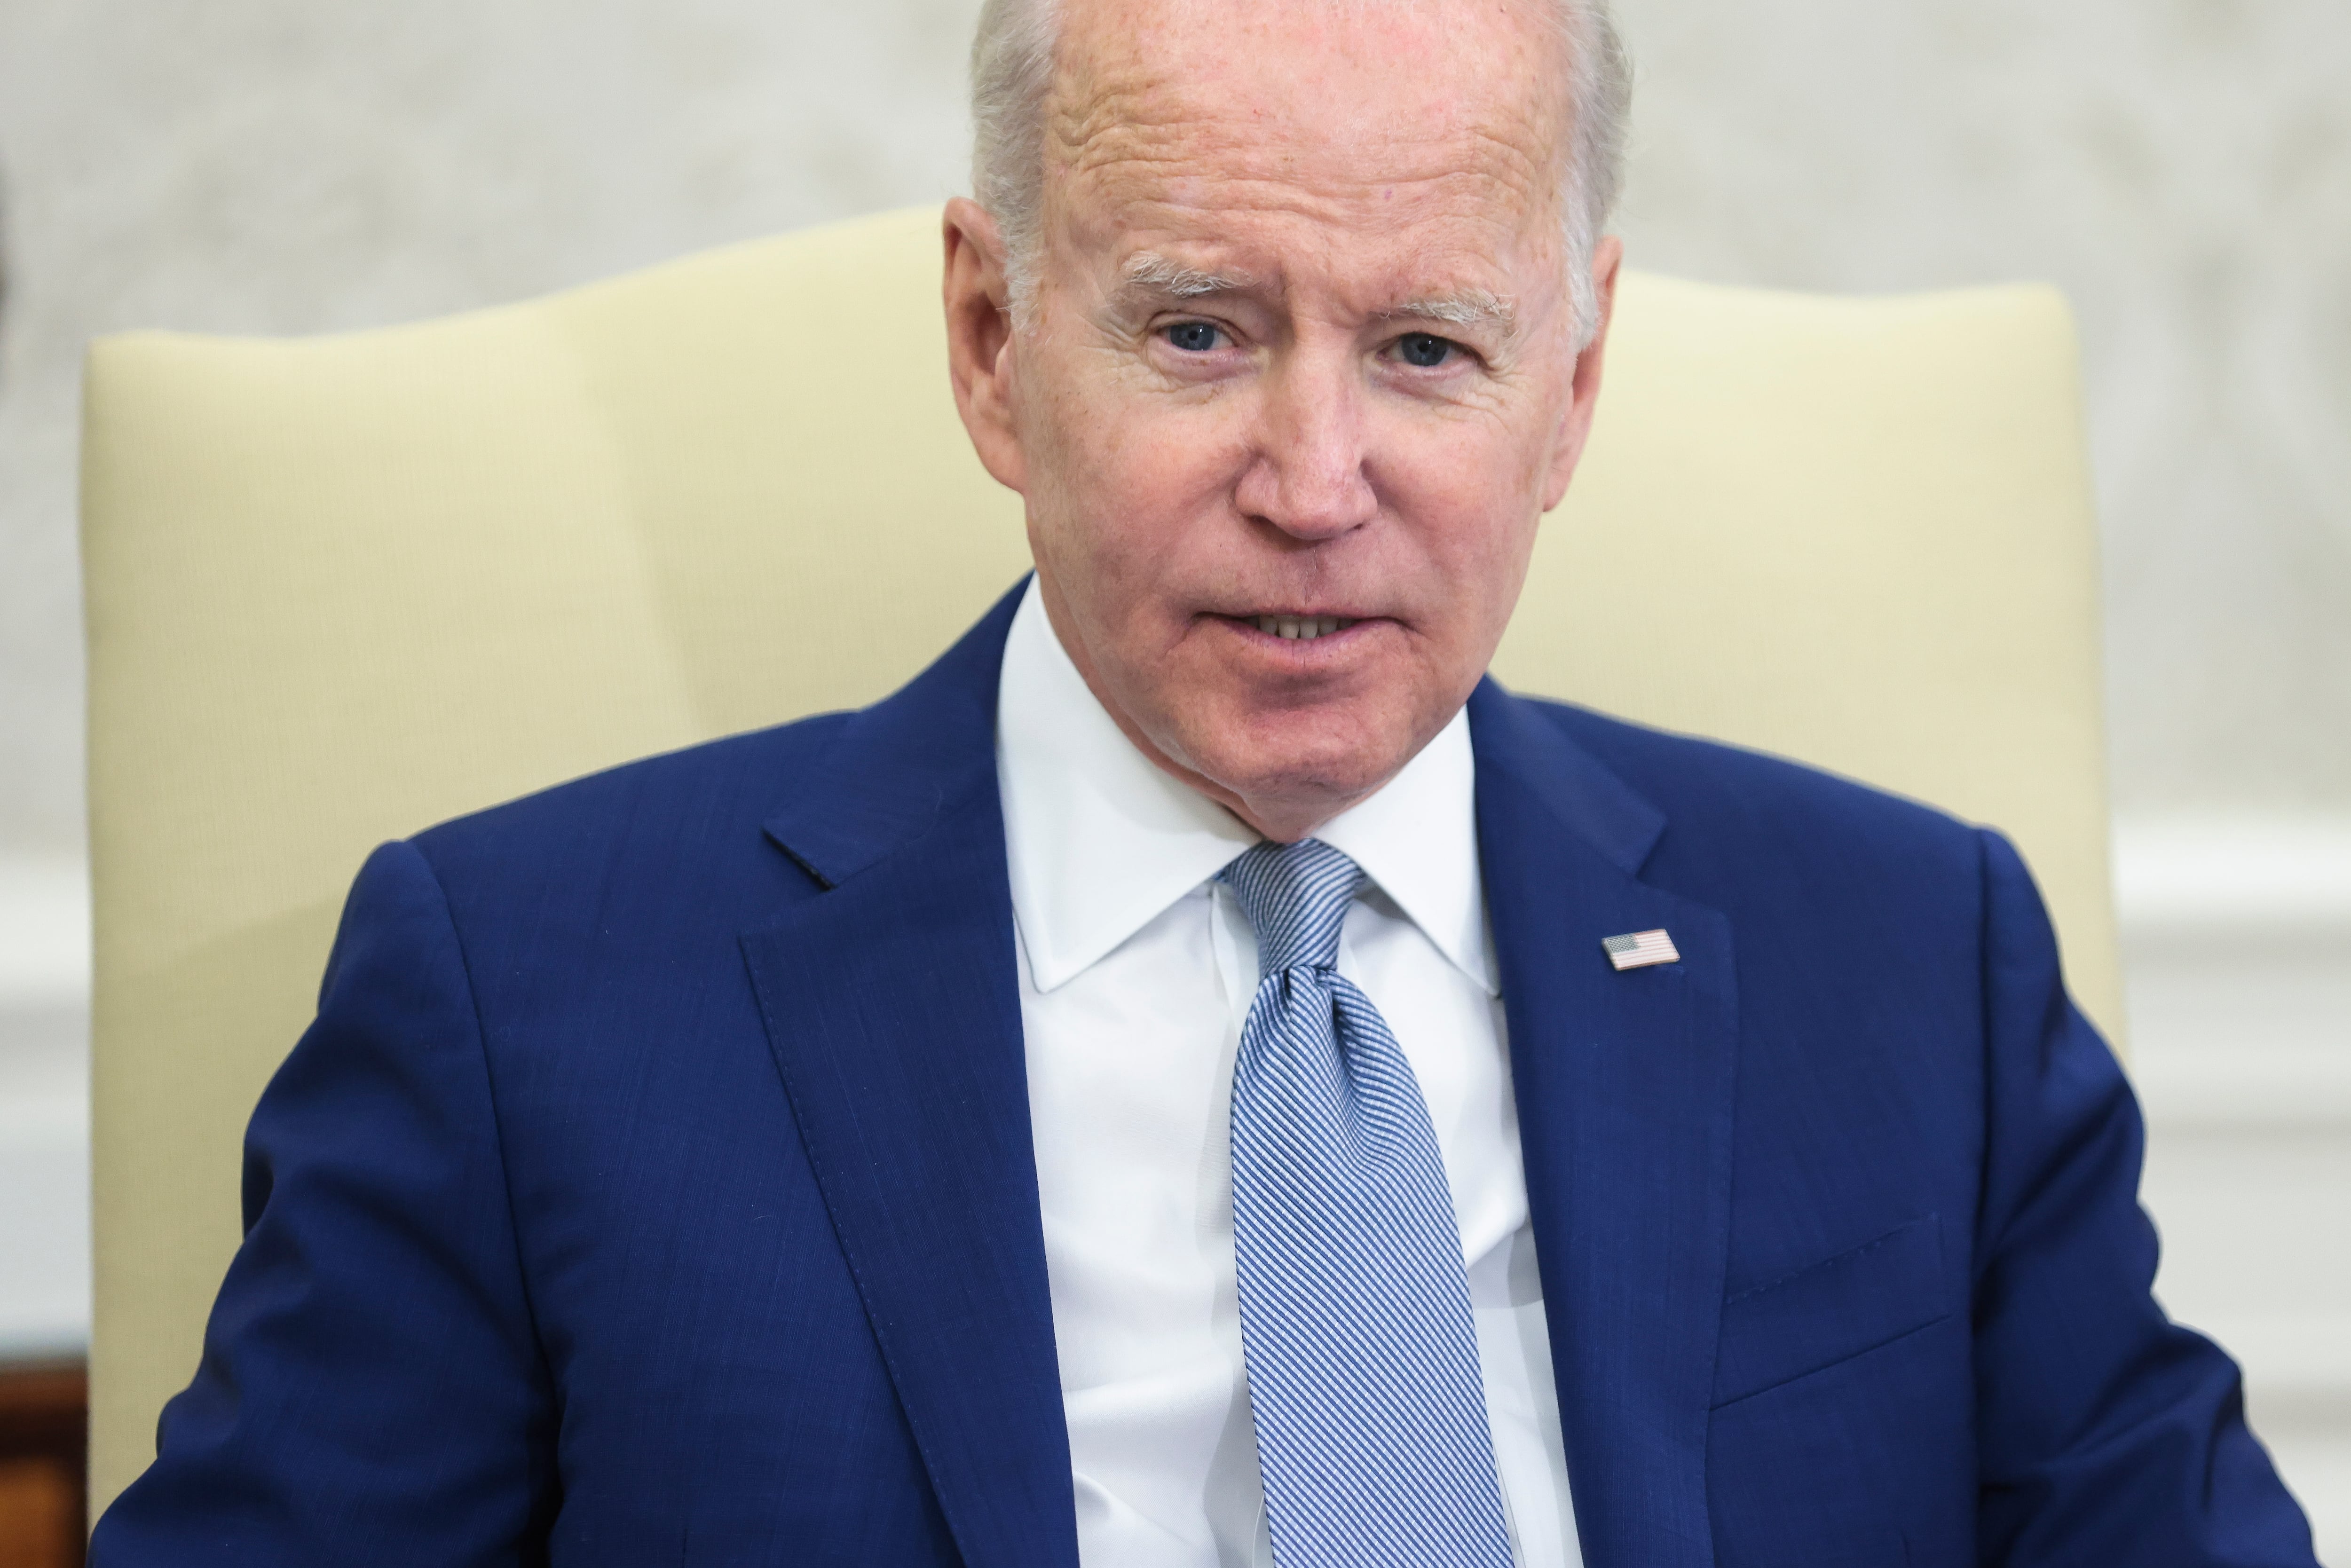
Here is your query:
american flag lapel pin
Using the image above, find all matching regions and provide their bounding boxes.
[1602,929,1680,971]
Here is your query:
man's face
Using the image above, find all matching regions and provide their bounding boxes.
[947,0,1619,839]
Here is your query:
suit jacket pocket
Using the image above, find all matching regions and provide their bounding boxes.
[1712,1213,1949,1407]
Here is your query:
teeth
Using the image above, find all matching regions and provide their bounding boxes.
[1251,615,1356,641]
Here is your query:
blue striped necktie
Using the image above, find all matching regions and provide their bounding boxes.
[1221,838,1515,1567]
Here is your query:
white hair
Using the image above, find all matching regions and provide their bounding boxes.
[970,0,1632,344]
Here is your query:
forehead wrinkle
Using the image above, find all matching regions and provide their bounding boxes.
[1054,106,1560,223]
[1040,18,1571,230]
[1066,157,1553,260]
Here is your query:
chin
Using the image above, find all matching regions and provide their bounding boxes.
[1192,704,1424,805]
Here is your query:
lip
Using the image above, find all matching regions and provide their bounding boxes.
[1208,611,1389,651]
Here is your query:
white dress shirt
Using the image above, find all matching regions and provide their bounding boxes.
[996,580,1583,1568]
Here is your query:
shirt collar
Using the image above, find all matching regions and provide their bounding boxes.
[1315,703,1497,996]
[995,578,1498,997]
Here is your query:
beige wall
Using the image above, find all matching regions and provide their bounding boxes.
[1610,0,2351,816]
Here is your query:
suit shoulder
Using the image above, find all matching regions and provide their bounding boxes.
[404,710,853,893]
[1521,696,1986,870]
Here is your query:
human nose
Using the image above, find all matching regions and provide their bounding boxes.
[1232,350,1380,540]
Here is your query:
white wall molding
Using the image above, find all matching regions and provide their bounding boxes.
[0,854,93,1358]
[2116,813,2351,940]
[0,854,92,1011]
[2115,814,2351,1553]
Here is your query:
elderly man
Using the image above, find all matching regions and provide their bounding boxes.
[92,0,2314,1564]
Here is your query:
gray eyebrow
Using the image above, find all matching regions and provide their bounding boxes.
[1381,288,1519,336]
[1119,251,1257,298]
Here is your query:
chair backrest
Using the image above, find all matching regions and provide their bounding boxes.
[81,203,2116,1509]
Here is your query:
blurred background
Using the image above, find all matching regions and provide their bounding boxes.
[0,0,2345,1559]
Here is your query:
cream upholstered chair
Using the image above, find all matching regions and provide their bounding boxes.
[81,204,2118,1511]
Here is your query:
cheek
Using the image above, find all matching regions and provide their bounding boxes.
[1030,375,1249,601]
[1373,416,1549,609]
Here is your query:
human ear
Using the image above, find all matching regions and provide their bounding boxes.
[942,197,1029,495]
[1540,233,1624,512]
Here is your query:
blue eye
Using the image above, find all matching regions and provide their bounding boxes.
[1164,321,1224,353]
[1396,332,1455,368]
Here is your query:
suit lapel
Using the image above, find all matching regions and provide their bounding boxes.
[741,583,1080,1568]
[1470,682,1738,1568]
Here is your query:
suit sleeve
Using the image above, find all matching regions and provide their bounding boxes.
[1970,829,2316,1567]
[90,840,559,1567]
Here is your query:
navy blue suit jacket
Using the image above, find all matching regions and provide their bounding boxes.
[94,584,2315,1567]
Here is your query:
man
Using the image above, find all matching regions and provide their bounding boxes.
[92,0,2316,1563]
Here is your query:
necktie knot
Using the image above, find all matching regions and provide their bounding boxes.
[1221,838,1363,978]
